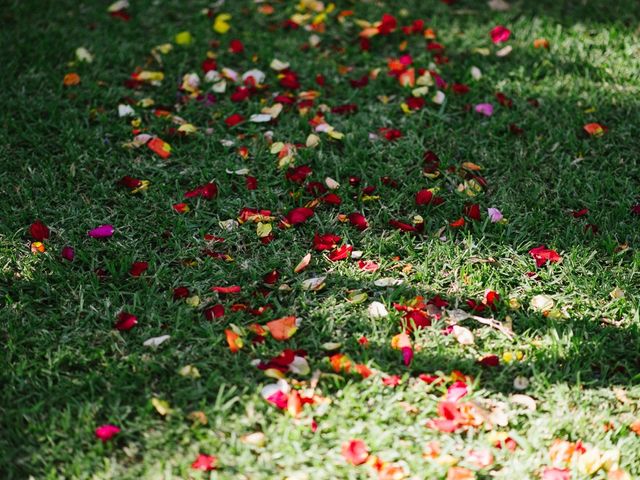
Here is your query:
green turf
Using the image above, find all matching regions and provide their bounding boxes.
[1,0,640,478]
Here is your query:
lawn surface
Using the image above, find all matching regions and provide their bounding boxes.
[1,0,640,479]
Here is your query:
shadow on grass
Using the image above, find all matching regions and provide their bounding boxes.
[2,0,640,478]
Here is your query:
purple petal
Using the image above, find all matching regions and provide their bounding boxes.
[88,224,115,238]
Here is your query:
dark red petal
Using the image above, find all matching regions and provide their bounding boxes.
[29,220,50,241]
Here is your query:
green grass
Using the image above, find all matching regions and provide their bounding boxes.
[1,0,640,478]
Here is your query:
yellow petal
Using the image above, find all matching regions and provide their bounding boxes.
[185,295,200,307]
[177,123,197,134]
[137,71,164,82]
[179,365,201,378]
[151,397,172,416]
[256,222,272,238]
[213,13,232,34]
[154,43,173,55]
[175,31,192,45]
[306,134,320,147]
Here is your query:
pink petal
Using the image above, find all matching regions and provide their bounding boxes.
[487,207,503,223]
[475,103,494,116]
[541,467,571,480]
[446,381,469,402]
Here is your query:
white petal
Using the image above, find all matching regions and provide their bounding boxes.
[432,91,446,105]
[288,356,310,375]
[367,301,388,319]
[270,58,290,71]
[118,104,135,117]
[373,278,403,287]
[143,335,170,348]
[249,114,272,123]
[242,69,266,84]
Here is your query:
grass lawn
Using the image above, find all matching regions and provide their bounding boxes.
[2,0,640,478]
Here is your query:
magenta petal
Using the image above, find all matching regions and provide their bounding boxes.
[490,25,511,44]
[88,224,115,238]
[266,390,289,409]
[401,346,413,366]
[95,424,120,442]
[61,246,75,261]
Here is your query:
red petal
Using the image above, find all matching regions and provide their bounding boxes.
[224,113,245,127]
[173,286,190,300]
[114,311,138,331]
[450,217,465,228]
[29,220,50,241]
[464,203,481,221]
[313,233,341,251]
[229,39,244,53]
[286,207,314,226]
[348,212,369,230]
[191,454,217,471]
[204,304,225,320]
[341,439,369,465]
[328,245,352,261]
[210,285,241,294]
[415,189,434,206]
[129,261,149,277]
[246,176,258,190]
[263,269,280,284]
[389,219,416,232]
[321,193,342,205]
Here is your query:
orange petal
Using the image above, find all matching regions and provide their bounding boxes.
[265,316,298,341]
[225,329,243,353]
[63,73,81,86]
[148,137,172,158]
[286,389,303,417]
[447,466,475,480]
[584,123,605,136]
